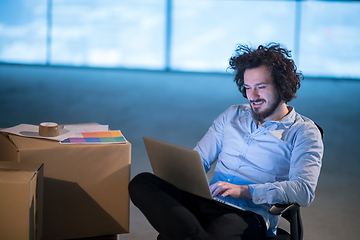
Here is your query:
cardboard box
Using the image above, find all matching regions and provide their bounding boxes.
[0,132,131,240]
[0,161,44,240]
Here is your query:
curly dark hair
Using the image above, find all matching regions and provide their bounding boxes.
[228,43,303,103]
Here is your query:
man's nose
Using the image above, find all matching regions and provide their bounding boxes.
[248,88,259,100]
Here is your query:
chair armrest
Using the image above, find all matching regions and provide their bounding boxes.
[268,203,300,215]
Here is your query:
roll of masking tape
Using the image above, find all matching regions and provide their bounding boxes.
[39,122,59,137]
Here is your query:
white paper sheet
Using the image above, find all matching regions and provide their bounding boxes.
[62,123,109,132]
[0,124,76,141]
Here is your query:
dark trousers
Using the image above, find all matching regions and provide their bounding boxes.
[128,172,267,240]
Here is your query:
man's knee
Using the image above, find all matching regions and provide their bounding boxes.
[129,172,153,189]
[128,172,154,201]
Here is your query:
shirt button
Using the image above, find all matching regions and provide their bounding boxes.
[227,178,231,182]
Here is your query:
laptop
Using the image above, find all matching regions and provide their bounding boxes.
[143,136,244,211]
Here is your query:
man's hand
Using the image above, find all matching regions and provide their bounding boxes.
[209,181,252,199]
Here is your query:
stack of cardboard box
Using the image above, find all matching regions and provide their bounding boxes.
[0,130,131,240]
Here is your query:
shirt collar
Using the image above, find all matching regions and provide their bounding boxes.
[278,106,296,124]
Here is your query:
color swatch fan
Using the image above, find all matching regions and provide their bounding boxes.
[60,130,126,144]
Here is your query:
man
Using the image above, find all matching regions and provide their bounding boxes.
[129,43,323,240]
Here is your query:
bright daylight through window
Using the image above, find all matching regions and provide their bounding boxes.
[0,0,359,79]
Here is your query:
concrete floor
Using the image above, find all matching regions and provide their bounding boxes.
[1,64,359,239]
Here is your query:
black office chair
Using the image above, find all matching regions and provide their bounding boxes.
[267,203,302,240]
[267,123,324,240]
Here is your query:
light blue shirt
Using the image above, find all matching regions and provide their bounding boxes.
[194,104,323,237]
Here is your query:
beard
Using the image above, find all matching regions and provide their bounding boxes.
[250,94,282,123]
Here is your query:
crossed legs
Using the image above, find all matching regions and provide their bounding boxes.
[128,172,266,240]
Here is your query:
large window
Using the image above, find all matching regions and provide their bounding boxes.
[171,0,296,72]
[51,0,165,68]
[0,0,359,79]
[299,1,360,78]
[0,0,47,64]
